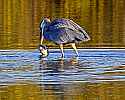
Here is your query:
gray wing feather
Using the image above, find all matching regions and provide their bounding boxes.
[67,19,90,41]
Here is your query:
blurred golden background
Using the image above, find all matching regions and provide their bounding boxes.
[0,0,125,49]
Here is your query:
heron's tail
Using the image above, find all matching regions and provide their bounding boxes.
[75,28,90,42]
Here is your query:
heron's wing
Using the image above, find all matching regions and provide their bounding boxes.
[50,19,90,41]
[49,18,81,31]
[67,19,90,41]
[48,19,70,30]
[44,18,90,43]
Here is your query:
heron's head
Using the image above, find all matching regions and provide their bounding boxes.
[39,45,49,57]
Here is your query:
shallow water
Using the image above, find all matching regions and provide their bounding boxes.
[0,49,125,100]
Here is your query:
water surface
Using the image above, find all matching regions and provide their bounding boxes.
[0,49,125,100]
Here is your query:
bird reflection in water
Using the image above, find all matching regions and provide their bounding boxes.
[38,56,79,95]
[39,55,79,70]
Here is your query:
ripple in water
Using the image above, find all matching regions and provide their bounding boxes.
[0,49,125,85]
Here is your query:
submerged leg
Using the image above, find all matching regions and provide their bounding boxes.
[71,43,79,56]
[59,44,64,58]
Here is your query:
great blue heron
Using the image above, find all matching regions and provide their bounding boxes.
[39,18,90,57]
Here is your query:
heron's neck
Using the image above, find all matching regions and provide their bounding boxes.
[40,21,50,45]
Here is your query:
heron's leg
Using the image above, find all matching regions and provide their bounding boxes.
[59,44,64,58]
[71,43,79,56]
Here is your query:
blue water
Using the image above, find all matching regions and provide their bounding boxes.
[0,49,125,86]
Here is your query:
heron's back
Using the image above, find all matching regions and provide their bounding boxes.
[43,18,90,44]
